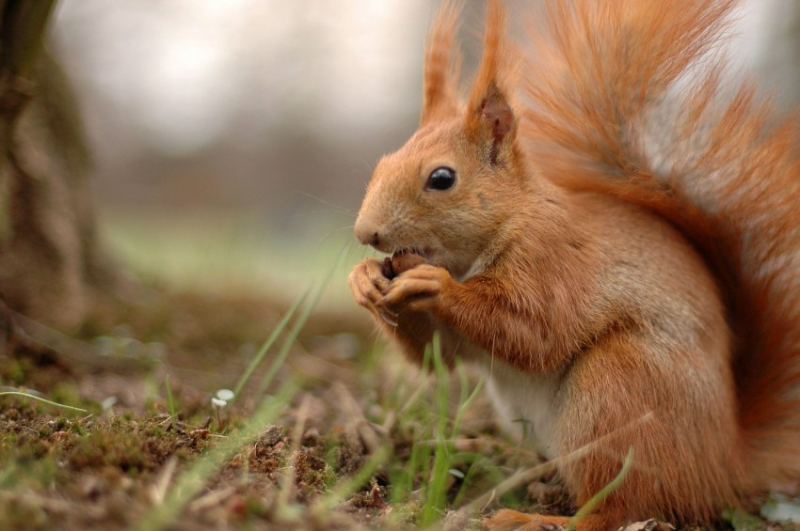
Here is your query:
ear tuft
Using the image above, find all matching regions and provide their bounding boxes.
[465,0,517,165]
[421,1,462,125]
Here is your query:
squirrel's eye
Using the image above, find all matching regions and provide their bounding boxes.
[426,167,456,191]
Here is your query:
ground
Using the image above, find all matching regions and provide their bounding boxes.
[0,220,797,530]
[0,284,570,530]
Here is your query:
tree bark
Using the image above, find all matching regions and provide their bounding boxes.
[0,1,114,331]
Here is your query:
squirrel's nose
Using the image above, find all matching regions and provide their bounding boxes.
[354,216,381,248]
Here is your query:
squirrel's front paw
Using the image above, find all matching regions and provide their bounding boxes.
[348,259,399,325]
[378,264,452,313]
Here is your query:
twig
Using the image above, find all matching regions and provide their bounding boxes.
[275,394,312,515]
[149,456,178,505]
[461,412,654,515]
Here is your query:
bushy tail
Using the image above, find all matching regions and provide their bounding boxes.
[521,0,800,493]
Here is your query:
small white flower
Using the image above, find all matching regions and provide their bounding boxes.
[101,396,118,411]
[216,389,235,401]
[211,397,227,408]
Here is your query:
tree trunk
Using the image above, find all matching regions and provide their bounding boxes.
[0,1,114,332]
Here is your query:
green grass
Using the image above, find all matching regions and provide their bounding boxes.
[164,374,176,418]
[231,288,309,399]
[567,448,633,531]
[419,334,484,526]
[122,292,494,529]
[108,283,501,529]
[100,222,498,527]
[0,391,87,413]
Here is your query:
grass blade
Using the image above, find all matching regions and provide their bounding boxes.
[255,245,347,397]
[232,288,310,399]
[311,445,392,515]
[164,375,176,418]
[0,391,87,413]
[420,332,453,526]
[567,447,634,530]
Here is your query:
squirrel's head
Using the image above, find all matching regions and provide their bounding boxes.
[354,0,524,279]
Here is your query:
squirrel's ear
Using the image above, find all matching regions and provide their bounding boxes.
[420,1,462,125]
[464,0,516,166]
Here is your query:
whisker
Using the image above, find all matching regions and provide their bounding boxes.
[295,190,358,216]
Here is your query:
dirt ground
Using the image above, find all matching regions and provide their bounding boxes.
[0,287,536,530]
[0,286,797,530]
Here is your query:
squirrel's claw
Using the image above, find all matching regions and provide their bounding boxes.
[378,309,399,327]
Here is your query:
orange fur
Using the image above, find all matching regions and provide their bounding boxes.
[349,0,800,529]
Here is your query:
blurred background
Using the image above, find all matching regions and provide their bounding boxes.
[45,0,800,306]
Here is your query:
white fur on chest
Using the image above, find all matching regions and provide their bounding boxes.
[474,353,562,460]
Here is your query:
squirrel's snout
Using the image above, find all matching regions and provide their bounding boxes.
[354,216,381,248]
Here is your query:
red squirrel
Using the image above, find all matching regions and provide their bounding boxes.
[348,0,800,529]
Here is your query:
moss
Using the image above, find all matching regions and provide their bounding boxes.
[59,417,200,475]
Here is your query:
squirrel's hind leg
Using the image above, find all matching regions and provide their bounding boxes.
[486,328,742,530]
[554,329,742,529]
